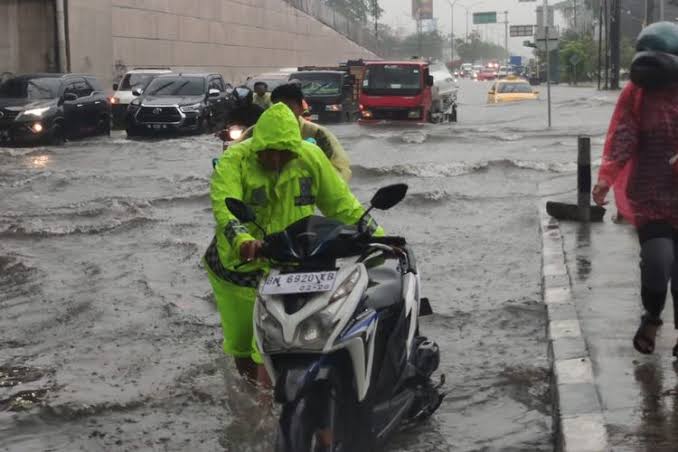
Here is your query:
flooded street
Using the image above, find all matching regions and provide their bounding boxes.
[0,80,620,451]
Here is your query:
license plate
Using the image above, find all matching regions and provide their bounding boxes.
[153,124,163,129]
[261,271,337,295]
[310,114,319,121]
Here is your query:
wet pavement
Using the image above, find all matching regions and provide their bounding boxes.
[0,80,623,451]
[544,179,678,452]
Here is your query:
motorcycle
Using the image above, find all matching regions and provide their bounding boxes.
[225,184,444,452]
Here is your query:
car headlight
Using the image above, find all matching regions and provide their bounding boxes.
[325,104,343,112]
[18,107,50,119]
[361,110,373,119]
[180,103,202,113]
[408,109,421,119]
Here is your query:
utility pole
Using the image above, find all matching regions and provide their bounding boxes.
[597,1,603,89]
[609,0,621,89]
[645,0,654,26]
[373,0,378,53]
[448,0,458,65]
[573,0,577,31]
[660,0,665,20]
[504,10,509,63]
[604,0,609,89]
[544,0,552,128]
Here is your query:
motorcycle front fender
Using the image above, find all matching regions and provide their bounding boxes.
[273,358,335,404]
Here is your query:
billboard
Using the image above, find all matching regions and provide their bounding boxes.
[412,0,433,20]
[510,25,535,37]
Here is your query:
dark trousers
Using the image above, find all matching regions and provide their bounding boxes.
[639,222,678,327]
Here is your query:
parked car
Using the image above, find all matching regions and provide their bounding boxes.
[0,73,111,146]
[126,73,233,137]
[110,68,172,128]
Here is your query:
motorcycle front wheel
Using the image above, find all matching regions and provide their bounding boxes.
[275,381,366,452]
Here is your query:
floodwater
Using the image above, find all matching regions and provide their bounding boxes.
[0,80,620,451]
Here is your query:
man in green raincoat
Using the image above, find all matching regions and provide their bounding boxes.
[204,102,378,385]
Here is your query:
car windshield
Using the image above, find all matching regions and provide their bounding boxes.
[0,77,60,99]
[497,83,533,94]
[145,77,205,96]
[120,74,158,91]
[363,65,422,95]
[295,74,342,96]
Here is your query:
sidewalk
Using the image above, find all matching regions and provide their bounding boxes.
[542,200,678,451]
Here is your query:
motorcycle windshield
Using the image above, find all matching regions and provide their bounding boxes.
[266,215,358,263]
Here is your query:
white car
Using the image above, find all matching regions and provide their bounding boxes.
[110,68,172,128]
[497,66,509,78]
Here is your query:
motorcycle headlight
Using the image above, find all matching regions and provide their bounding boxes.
[180,103,202,113]
[328,268,361,305]
[18,107,50,119]
[325,104,343,112]
[296,312,336,349]
[255,299,285,352]
[228,126,244,141]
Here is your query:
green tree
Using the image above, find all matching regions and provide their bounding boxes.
[325,0,381,23]
[454,31,508,62]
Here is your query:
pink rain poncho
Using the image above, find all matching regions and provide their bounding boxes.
[598,82,678,228]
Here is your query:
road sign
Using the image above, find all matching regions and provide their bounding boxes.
[523,40,536,48]
[534,37,559,51]
[569,54,581,66]
[473,12,497,24]
[510,25,535,37]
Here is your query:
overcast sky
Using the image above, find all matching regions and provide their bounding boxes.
[381,0,566,57]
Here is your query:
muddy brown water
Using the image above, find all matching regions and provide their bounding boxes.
[0,81,620,451]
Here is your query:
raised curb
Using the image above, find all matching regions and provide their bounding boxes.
[540,206,610,452]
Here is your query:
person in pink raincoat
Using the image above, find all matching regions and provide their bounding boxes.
[593,22,678,357]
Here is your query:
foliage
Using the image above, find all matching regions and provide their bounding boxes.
[453,31,509,63]
[325,0,382,23]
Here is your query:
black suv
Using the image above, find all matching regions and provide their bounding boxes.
[0,73,111,145]
[126,73,232,137]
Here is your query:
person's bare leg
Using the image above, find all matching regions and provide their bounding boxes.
[235,357,258,383]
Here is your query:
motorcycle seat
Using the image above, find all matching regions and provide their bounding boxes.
[365,266,402,311]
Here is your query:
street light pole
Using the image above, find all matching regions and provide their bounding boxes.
[544,0,552,128]
[447,0,458,64]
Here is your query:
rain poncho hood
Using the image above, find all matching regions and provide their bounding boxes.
[631,22,678,89]
[208,102,378,274]
[250,102,302,152]
[598,82,678,228]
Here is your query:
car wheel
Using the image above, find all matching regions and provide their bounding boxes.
[199,116,211,134]
[126,126,139,138]
[98,115,111,136]
[49,123,66,146]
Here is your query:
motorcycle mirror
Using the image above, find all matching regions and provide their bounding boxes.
[225,198,256,223]
[132,87,143,97]
[370,184,408,211]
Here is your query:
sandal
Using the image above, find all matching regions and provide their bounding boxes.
[633,314,663,355]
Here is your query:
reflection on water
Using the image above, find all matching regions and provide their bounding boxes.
[575,223,592,282]
[29,154,50,168]
[634,362,678,451]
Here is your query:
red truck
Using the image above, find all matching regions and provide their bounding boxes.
[357,60,457,123]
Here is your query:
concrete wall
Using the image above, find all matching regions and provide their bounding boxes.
[108,0,378,87]
[66,0,114,85]
[0,0,57,75]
